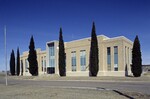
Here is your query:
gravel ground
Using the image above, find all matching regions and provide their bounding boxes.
[0,84,128,99]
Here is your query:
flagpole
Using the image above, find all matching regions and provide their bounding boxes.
[4,26,8,86]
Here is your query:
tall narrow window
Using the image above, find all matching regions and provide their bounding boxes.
[114,46,118,71]
[47,43,55,74]
[80,50,86,71]
[49,45,55,67]
[41,57,43,71]
[44,56,46,72]
[107,47,111,71]
[71,51,76,71]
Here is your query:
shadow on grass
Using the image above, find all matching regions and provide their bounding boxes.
[125,75,134,77]
[113,90,134,99]
[96,87,134,99]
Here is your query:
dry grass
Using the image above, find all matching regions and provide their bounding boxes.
[0,84,128,99]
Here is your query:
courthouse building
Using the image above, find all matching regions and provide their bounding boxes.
[20,35,133,76]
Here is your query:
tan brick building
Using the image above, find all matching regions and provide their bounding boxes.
[20,49,46,76]
[20,35,133,76]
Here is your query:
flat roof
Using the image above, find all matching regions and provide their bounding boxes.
[66,34,109,43]
[104,36,133,44]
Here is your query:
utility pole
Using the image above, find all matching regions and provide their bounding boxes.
[4,26,8,86]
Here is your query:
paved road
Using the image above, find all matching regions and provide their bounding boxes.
[0,76,150,95]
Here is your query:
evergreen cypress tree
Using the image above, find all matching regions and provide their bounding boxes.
[10,51,12,75]
[21,61,23,76]
[10,50,15,75]
[131,35,142,77]
[89,22,99,76]
[16,47,20,76]
[58,28,66,76]
[28,36,38,76]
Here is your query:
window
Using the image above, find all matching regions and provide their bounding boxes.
[80,50,86,71]
[71,51,76,71]
[47,43,55,74]
[107,47,111,71]
[114,46,118,71]
[41,57,43,71]
[44,56,46,72]
[49,44,55,67]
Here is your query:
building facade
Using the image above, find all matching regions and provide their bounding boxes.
[20,35,133,76]
[20,48,46,76]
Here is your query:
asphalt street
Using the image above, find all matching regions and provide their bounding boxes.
[0,76,149,95]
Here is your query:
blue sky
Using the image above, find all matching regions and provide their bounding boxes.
[0,0,150,70]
